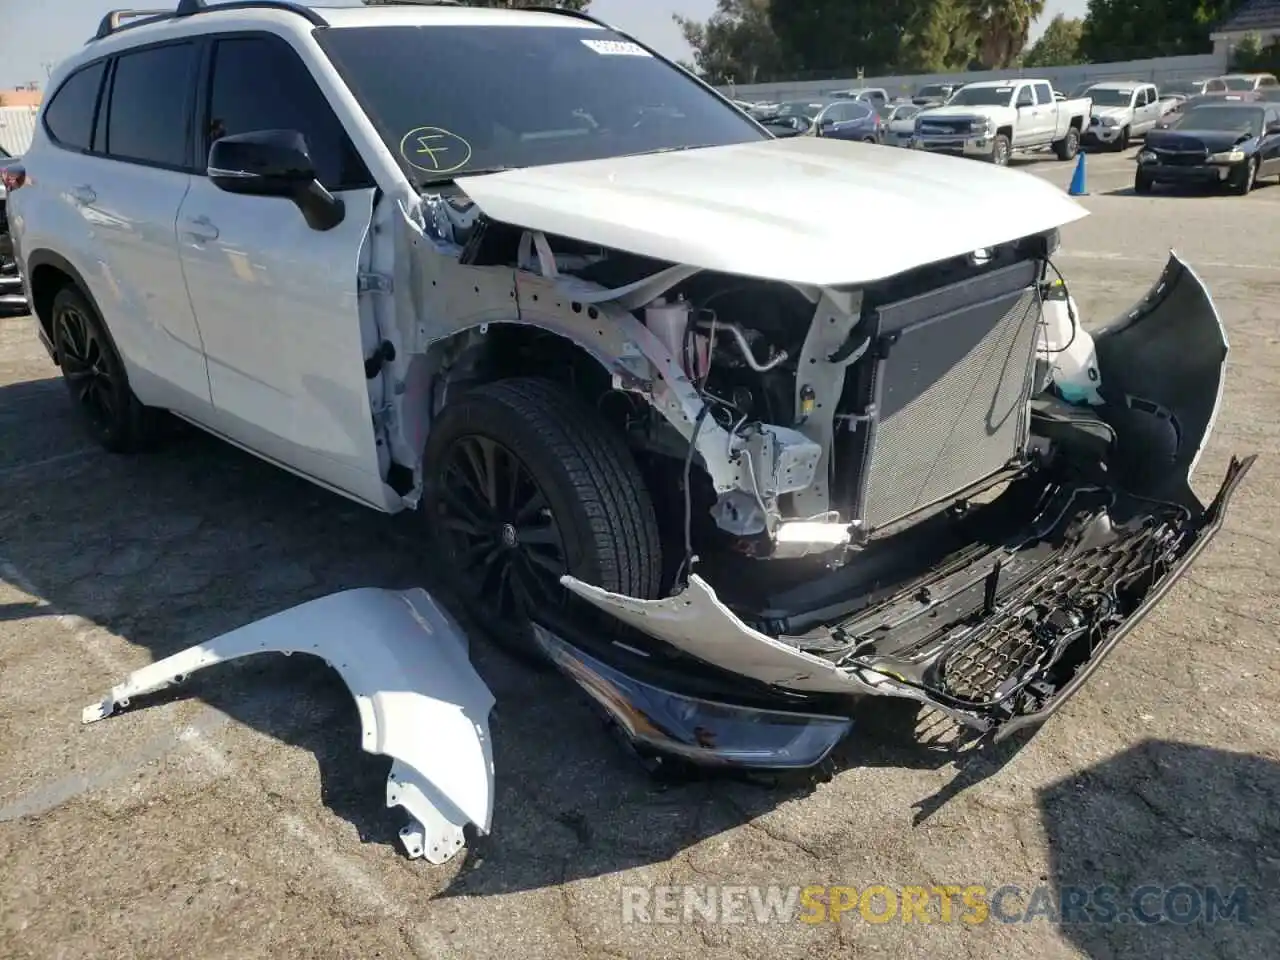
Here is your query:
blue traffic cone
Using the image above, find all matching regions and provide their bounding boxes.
[1068,152,1088,196]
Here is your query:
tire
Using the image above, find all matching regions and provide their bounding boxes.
[1134,171,1154,194]
[1054,126,1080,161]
[50,285,160,453]
[421,377,663,651]
[1114,126,1130,152]
[989,134,1011,166]
[1229,157,1258,196]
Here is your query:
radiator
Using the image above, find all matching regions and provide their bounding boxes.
[843,259,1042,534]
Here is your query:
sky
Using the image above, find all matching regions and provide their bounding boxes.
[0,0,1088,89]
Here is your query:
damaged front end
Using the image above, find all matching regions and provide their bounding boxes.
[356,155,1248,767]
[524,251,1252,753]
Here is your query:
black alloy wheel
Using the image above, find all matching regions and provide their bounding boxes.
[50,285,160,452]
[436,433,568,624]
[54,298,116,436]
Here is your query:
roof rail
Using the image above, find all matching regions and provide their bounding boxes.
[92,9,173,41]
[92,1,328,42]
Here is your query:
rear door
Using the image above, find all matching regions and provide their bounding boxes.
[1033,82,1057,140]
[175,31,385,507]
[60,42,214,419]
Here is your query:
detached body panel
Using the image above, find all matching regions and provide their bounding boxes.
[83,588,495,865]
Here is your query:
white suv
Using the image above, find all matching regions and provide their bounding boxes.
[9,0,1249,746]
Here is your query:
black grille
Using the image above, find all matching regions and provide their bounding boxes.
[1153,149,1207,166]
[918,118,971,134]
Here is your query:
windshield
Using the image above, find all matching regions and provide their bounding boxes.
[316,25,765,183]
[1223,76,1256,91]
[885,104,919,121]
[1087,88,1136,107]
[1173,105,1264,136]
[1160,81,1201,96]
[778,101,825,119]
[916,85,949,98]
[948,86,1016,106]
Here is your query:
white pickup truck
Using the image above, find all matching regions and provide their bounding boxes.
[911,79,1092,165]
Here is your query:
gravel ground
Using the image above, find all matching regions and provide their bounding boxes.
[1,145,1278,960]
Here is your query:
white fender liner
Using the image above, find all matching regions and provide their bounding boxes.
[82,588,494,865]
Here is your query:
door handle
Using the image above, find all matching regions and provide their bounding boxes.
[184,215,219,242]
[70,184,96,205]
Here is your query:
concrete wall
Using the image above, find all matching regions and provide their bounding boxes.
[716,52,1229,103]
[0,106,39,156]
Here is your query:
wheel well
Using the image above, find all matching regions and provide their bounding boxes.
[996,125,1013,140]
[1070,116,1085,130]
[28,263,76,350]
[446,325,613,402]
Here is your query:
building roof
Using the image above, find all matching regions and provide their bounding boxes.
[1215,0,1280,36]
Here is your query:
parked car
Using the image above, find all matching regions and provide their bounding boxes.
[760,115,811,138]
[0,147,26,314]
[911,78,1090,164]
[1158,78,1224,97]
[9,0,1251,777]
[814,99,883,143]
[1137,100,1280,195]
[830,87,889,107]
[1154,91,1261,128]
[1215,73,1279,92]
[879,102,922,145]
[1081,82,1162,150]
[911,82,963,106]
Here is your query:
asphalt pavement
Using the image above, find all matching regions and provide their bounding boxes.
[1,144,1278,959]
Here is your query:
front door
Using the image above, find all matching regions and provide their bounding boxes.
[1014,85,1042,144]
[176,32,386,507]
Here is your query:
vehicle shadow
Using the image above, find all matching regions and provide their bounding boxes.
[0,374,1039,894]
[1037,740,1279,958]
[1105,180,1276,198]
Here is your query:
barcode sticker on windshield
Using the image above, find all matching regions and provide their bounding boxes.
[581,38,650,57]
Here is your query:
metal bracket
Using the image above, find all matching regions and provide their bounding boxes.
[358,272,394,295]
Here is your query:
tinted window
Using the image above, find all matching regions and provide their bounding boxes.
[1224,76,1254,91]
[205,35,369,190]
[1016,87,1034,107]
[950,86,1018,107]
[1034,83,1053,105]
[1260,76,1278,88]
[43,61,106,152]
[106,43,196,167]
[317,25,764,184]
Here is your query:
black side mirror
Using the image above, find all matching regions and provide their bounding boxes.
[208,129,345,231]
[1267,122,1280,135]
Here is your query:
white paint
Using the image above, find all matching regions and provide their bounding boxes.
[458,136,1089,287]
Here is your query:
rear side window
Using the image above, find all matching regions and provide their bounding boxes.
[105,43,197,168]
[1034,83,1053,105]
[43,61,107,152]
[204,35,370,191]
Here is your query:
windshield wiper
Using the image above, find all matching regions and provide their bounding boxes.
[417,166,516,187]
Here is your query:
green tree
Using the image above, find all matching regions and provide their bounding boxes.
[1022,14,1084,67]
[966,0,1046,68]
[675,0,790,84]
[769,0,916,78]
[900,0,979,72]
[1079,0,1242,62]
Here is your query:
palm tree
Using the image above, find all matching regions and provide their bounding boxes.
[966,0,1046,69]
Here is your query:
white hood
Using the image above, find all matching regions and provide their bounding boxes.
[1090,105,1130,122]
[913,104,1006,121]
[455,137,1087,287]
